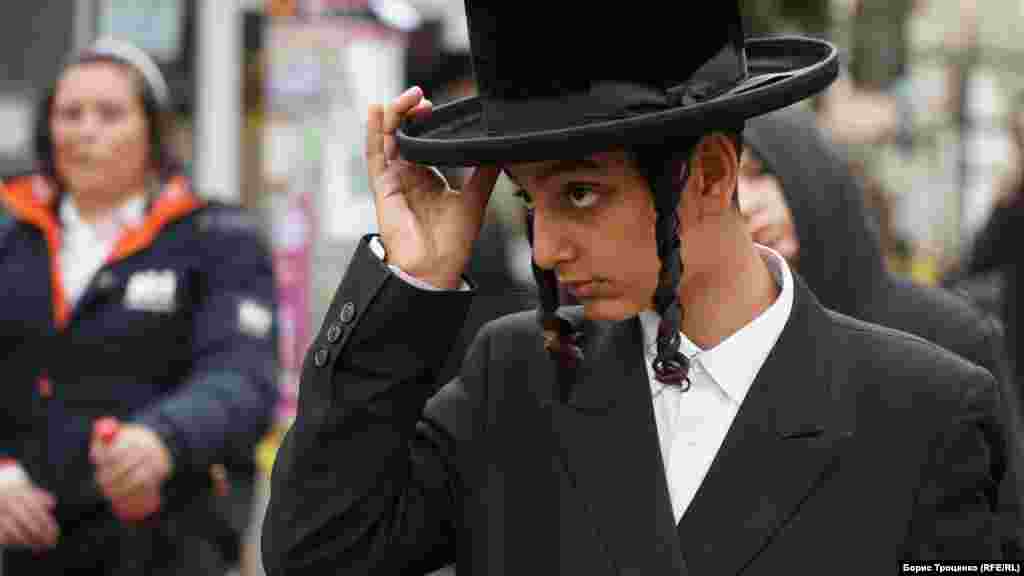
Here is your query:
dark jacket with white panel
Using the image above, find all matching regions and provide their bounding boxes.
[0,172,278,575]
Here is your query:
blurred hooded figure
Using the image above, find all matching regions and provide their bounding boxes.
[956,93,1024,416]
[741,107,1024,558]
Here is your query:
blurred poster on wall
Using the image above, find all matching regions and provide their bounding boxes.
[323,28,407,242]
[264,3,412,423]
[264,19,323,423]
[0,96,32,158]
[269,184,314,423]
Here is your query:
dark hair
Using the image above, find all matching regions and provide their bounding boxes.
[527,128,744,396]
[33,54,181,188]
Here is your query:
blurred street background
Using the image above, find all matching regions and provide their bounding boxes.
[1,1,1023,574]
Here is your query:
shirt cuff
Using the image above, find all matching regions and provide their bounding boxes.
[0,461,27,484]
[369,236,471,292]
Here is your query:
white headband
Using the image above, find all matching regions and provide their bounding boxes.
[85,37,170,109]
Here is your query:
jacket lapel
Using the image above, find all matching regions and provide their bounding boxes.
[549,315,688,576]
[70,269,123,321]
[676,276,854,575]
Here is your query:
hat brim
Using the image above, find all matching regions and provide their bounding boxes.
[396,36,838,166]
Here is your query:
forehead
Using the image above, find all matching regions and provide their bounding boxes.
[505,150,631,186]
[54,61,140,104]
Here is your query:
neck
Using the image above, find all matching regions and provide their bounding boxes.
[677,225,779,350]
[67,179,148,224]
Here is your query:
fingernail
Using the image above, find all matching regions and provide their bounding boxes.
[403,86,421,98]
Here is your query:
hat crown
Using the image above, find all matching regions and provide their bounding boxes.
[465,1,744,103]
[463,1,747,134]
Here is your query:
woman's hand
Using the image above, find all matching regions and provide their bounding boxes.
[367,86,501,289]
[0,465,59,549]
[91,423,172,501]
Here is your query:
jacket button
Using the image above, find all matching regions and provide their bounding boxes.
[327,324,342,343]
[314,348,329,367]
[339,301,355,324]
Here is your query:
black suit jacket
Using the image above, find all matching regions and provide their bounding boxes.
[876,277,1024,556]
[263,237,1004,575]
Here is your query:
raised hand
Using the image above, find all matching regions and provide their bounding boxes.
[367,86,501,289]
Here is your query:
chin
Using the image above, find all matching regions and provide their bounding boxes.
[580,298,641,322]
[63,170,106,191]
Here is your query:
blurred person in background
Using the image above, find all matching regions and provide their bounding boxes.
[739,106,1024,557]
[0,38,278,575]
[955,92,1024,410]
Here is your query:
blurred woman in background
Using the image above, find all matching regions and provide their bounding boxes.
[0,38,278,575]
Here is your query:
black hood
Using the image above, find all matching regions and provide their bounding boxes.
[743,107,887,319]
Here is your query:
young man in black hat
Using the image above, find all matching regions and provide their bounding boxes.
[262,2,1006,574]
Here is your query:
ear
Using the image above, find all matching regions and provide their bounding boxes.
[689,132,739,217]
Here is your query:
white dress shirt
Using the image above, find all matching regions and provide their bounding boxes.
[639,245,794,523]
[59,193,146,307]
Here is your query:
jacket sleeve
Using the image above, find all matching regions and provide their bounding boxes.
[904,366,1006,561]
[976,317,1024,558]
[134,206,279,476]
[261,236,479,576]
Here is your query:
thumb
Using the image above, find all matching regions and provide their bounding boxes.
[33,488,56,510]
[90,438,112,466]
[462,165,502,216]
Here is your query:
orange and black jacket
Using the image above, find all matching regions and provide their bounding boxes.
[0,172,278,527]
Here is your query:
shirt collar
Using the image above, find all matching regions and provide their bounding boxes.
[60,193,147,240]
[640,244,795,405]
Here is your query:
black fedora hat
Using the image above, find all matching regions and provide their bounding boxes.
[397,1,838,167]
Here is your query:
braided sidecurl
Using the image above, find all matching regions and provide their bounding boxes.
[525,209,583,402]
[637,143,695,390]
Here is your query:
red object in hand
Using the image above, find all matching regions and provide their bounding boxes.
[94,417,120,444]
[91,417,161,522]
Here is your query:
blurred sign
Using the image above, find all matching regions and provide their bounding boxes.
[263,9,410,425]
[99,0,183,61]
[0,96,31,157]
[267,0,299,18]
[270,189,314,423]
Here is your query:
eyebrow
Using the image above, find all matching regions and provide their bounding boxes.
[508,158,607,187]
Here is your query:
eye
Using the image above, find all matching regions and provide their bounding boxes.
[513,188,535,210]
[566,183,600,209]
[98,103,125,123]
[55,105,82,122]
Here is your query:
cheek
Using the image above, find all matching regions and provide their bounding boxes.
[601,214,660,304]
[736,177,758,210]
[49,121,75,154]
[108,123,152,174]
[114,121,149,155]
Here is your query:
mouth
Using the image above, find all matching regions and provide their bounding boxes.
[562,280,600,298]
[66,154,100,165]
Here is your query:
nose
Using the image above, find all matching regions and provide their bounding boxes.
[66,110,101,145]
[530,207,574,271]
